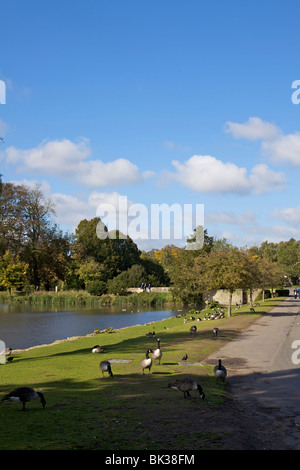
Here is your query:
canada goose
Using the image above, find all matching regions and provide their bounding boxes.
[152,338,162,364]
[141,348,153,374]
[182,354,188,361]
[99,360,113,378]
[5,347,12,356]
[168,378,205,400]
[250,307,255,313]
[1,387,46,411]
[92,345,105,353]
[190,325,197,334]
[214,359,227,382]
[213,327,219,337]
[145,331,156,338]
[6,357,14,363]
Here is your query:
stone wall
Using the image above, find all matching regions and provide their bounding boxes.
[127,287,171,293]
[127,287,261,305]
[203,289,261,306]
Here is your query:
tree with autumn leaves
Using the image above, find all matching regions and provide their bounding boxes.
[169,242,284,315]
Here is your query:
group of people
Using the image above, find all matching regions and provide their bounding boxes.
[140,283,151,292]
[294,288,300,299]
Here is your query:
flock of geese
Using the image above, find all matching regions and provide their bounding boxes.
[1,323,228,411]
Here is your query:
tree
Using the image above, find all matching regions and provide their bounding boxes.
[169,250,208,304]
[276,239,300,285]
[0,250,28,294]
[0,182,72,289]
[202,247,250,316]
[73,218,141,281]
[257,257,283,300]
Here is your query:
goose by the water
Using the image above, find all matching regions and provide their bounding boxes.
[1,387,46,411]
[99,360,113,378]
[141,348,153,374]
[92,345,105,353]
[168,378,205,400]
[214,359,227,382]
[152,338,162,364]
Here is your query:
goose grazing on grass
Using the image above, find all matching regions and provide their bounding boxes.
[145,331,156,338]
[1,387,46,411]
[141,348,153,374]
[182,354,188,361]
[92,345,105,353]
[213,327,219,337]
[214,359,227,383]
[152,338,162,364]
[190,325,197,334]
[168,378,205,400]
[99,360,113,378]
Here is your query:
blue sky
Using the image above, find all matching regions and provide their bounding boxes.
[1,0,300,250]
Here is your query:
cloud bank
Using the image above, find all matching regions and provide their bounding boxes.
[2,138,145,187]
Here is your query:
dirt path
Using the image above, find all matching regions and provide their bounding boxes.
[203,296,300,450]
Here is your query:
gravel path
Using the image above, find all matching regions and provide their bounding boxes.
[204,295,300,450]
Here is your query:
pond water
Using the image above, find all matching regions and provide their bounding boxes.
[0,303,180,350]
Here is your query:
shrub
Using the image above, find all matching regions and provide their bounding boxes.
[87,280,107,296]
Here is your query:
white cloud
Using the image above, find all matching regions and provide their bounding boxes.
[3,138,144,187]
[163,141,192,152]
[262,133,300,166]
[206,210,257,226]
[0,119,8,138]
[225,117,280,141]
[51,192,95,228]
[248,224,300,240]
[226,116,300,167]
[166,155,286,195]
[271,206,300,225]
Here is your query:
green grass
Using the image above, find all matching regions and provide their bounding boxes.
[0,297,286,450]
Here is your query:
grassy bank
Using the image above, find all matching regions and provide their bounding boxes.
[0,296,284,450]
[0,289,177,307]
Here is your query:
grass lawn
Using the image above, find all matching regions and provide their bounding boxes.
[0,297,285,450]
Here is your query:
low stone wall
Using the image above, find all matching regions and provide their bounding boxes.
[127,287,170,293]
[203,289,261,306]
[127,287,261,305]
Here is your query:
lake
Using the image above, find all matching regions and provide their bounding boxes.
[0,303,180,350]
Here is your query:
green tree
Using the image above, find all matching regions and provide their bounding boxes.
[202,247,250,316]
[74,218,141,282]
[0,182,72,290]
[0,250,28,294]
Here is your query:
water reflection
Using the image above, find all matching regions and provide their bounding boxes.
[0,303,179,350]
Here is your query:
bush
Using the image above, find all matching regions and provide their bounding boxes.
[107,275,128,295]
[87,280,107,296]
[275,289,290,297]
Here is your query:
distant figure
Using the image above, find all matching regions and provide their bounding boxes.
[298,288,300,299]
[294,289,298,299]
[148,284,151,292]
[140,283,144,290]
